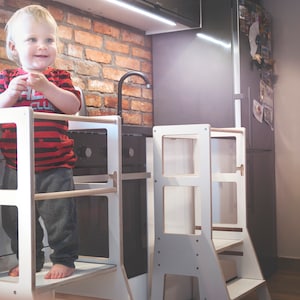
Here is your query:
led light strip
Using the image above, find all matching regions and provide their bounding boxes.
[197,33,231,49]
[106,0,176,26]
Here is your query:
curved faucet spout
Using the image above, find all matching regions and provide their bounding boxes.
[117,71,151,119]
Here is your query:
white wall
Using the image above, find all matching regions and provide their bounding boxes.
[263,0,300,258]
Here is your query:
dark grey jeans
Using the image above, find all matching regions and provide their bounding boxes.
[1,166,78,270]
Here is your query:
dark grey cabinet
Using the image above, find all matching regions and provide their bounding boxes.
[246,149,277,276]
[152,0,277,277]
[153,0,233,128]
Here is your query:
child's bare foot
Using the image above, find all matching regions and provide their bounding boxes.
[8,265,19,277]
[44,264,75,279]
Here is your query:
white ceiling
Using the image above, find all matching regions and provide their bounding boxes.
[54,0,191,34]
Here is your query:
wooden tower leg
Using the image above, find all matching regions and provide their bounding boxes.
[257,284,271,300]
[150,270,165,300]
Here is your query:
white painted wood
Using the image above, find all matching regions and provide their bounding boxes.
[0,107,132,300]
[128,274,148,300]
[227,278,266,299]
[150,124,271,300]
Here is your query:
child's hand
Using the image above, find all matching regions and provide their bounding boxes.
[26,72,49,93]
[7,74,28,102]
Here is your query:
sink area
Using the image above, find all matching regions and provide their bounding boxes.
[77,71,152,138]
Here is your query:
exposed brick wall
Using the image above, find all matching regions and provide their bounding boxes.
[0,0,153,126]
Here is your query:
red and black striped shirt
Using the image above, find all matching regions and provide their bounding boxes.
[0,68,81,172]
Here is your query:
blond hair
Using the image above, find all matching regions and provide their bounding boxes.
[5,5,58,64]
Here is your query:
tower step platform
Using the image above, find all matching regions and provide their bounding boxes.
[150,124,271,300]
[0,107,132,300]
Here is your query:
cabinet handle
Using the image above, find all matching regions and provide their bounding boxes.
[236,164,244,176]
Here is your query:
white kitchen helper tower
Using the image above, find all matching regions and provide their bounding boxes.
[150,124,271,300]
[0,107,132,300]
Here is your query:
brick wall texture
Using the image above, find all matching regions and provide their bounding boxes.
[0,0,153,126]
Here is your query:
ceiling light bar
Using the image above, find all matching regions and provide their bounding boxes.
[197,33,231,49]
[106,0,176,26]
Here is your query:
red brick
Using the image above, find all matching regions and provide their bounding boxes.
[75,30,103,48]
[55,56,75,71]
[115,56,140,70]
[0,28,5,42]
[68,44,83,59]
[87,108,117,117]
[144,36,152,49]
[142,88,152,100]
[58,25,73,40]
[67,13,91,30]
[87,108,101,116]
[104,96,117,108]
[0,61,14,70]
[94,21,120,39]
[122,112,142,125]
[88,79,114,93]
[71,76,85,90]
[85,48,112,64]
[143,113,153,126]
[121,85,142,98]
[47,5,64,22]
[141,61,152,74]
[57,39,65,55]
[132,47,152,61]
[75,61,100,76]
[122,30,145,46]
[131,100,152,112]
[119,98,130,111]
[85,93,102,107]
[0,9,13,25]
[6,0,32,9]
[0,46,6,60]
[105,40,129,54]
[103,67,124,81]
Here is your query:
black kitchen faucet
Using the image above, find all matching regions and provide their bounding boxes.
[117,71,151,119]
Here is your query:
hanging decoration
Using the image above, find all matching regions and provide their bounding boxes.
[239,0,275,129]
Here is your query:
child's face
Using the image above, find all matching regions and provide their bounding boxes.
[10,14,57,72]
